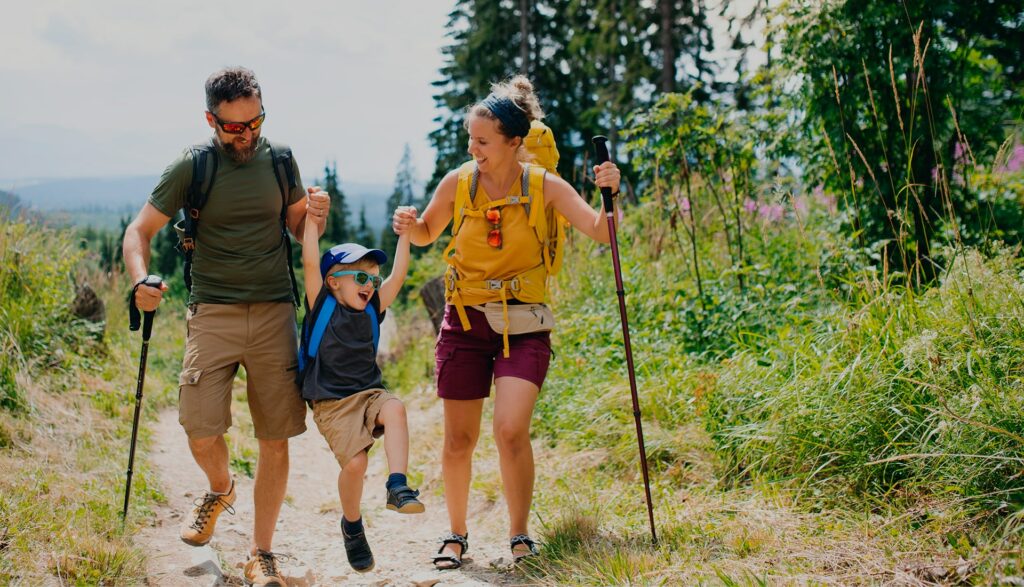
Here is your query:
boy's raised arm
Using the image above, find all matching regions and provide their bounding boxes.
[379,207,416,311]
[302,201,325,310]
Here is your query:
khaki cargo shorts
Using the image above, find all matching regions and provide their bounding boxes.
[178,302,306,440]
[311,389,399,467]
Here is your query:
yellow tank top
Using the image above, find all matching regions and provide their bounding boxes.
[449,175,544,299]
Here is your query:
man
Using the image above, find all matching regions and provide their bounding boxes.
[123,66,329,586]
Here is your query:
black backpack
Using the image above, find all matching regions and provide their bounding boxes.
[174,139,300,305]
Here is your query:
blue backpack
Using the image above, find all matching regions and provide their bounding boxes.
[297,288,380,385]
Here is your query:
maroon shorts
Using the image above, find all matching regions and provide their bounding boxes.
[435,305,552,400]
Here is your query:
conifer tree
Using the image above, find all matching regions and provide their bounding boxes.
[381,145,419,268]
[321,162,350,245]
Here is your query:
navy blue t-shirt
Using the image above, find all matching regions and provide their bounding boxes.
[301,288,386,401]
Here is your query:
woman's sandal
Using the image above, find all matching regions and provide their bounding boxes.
[510,534,540,562]
[432,532,469,570]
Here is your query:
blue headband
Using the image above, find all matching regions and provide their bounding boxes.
[481,94,531,138]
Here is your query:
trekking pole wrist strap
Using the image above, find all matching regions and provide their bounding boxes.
[128,275,163,332]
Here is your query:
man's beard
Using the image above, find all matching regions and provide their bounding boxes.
[215,132,260,164]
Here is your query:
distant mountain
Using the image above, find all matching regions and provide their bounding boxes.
[1,176,394,231]
[0,190,22,218]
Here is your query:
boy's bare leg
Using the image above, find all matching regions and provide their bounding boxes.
[377,399,409,474]
[339,451,369,522]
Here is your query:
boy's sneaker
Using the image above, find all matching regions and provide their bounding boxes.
[243,549,288,586]
[342,520,375,572]
[180,480,236,546]
[385,484,425,514]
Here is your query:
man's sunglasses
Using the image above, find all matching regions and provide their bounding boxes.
[209,109,266,134]
[330,270,384,289]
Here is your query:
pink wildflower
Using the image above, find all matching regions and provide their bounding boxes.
[759,203,784,223]
[793,195,809,216]
[1007,145,1024,173]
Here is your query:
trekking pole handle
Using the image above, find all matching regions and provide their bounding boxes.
[140,275,162,341]
[128,275,163,340]
[591,136,615,211]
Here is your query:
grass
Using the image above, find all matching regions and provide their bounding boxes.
[0,216,185,584]
[378,184,1024,582]
[706,249,1024,508]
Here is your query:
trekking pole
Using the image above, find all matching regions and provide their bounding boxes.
[592,136,657,545]
[122,275,163,522]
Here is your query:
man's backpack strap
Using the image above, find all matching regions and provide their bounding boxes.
[179,140,218,292]
[268,141,301,307]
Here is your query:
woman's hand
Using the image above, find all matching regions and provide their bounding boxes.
[392,205,418,235]
[592,161,621,195]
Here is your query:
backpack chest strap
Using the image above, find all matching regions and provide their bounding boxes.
[460,195,533,215]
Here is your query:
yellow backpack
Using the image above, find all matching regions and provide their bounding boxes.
[443,120,569,354]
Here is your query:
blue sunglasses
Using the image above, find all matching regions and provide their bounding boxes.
[330,270,383,289]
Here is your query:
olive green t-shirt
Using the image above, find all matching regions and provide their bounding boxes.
[149,137,305,304]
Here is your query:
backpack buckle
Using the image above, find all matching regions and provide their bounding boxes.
[189,208,200,220]
[486,279,504,290]
[508,279,520,291]
[181,237,195,251]
[506,196,521,205]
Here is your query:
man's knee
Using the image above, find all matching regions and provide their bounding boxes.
[188,434,224,454]
[258,438,289,460]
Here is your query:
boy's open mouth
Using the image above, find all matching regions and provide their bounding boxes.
[358,291,371,303]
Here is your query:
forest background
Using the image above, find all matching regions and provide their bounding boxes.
[2,0,1024,583]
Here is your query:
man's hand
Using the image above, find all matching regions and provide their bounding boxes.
[134,278,169,312]
[306,186,331,229]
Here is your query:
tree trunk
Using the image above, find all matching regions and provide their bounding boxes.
[520,0,531,75]
[420,275,448,332]
[659,0,676,93]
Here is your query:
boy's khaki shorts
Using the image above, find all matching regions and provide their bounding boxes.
[178,302,306,440]
[311,389,399,467]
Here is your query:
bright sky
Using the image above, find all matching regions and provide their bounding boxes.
[0,0,453,185]
[0,1,764,187]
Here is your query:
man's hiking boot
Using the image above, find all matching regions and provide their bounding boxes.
[243,549,288,586]
[341,519,375,572]
[385,484,425,514]
[180,480,236,546]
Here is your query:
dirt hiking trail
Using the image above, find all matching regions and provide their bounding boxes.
[137,317,528,586]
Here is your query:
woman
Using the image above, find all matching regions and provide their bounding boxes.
[392,75,620,568]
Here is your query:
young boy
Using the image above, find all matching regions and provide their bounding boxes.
[299,206,423,573]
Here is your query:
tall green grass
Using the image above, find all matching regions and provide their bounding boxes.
[706,249,1024,510]
[0,220,91,409]
[0,216,181,584]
